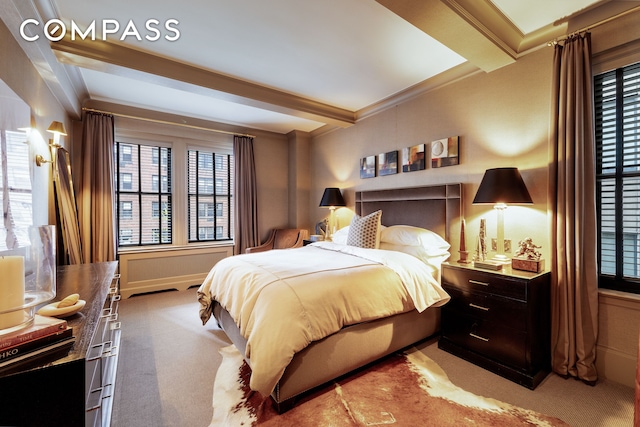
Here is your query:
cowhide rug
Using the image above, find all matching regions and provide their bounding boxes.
[210,345,569,426]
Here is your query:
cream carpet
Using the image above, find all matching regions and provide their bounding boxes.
[211,345,570,426]
[111,288,634,426]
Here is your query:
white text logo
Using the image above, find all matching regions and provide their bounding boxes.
[20,19,180,42]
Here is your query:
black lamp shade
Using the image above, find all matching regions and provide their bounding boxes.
[473,168,533,205]
[319,187,346,207]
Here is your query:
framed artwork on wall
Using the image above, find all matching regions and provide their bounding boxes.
[431,136,459,168]
[378,150,398,176]
[360,155,376,179]
[402,143,426,172]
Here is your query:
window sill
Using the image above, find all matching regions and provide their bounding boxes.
[598,288,640,308]
[117,241,234,255]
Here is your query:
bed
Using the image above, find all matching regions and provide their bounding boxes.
[198,183,461,412]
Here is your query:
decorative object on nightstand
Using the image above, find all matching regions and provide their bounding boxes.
[473,167,533,263]
[474,218,488,262]
[319,187,346,241]
[457,218,471,264]
[512,237,545,272]
[438,263,551,389]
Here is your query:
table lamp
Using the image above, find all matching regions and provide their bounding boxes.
[319,187,346,240]
[473,167,533,262]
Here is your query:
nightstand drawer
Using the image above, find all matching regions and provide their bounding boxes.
[442,267,527,301]
[442,286,527,331]
[441,311,527,369]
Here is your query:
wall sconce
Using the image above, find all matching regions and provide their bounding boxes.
[319,187,346,240]
[35,121,67,167]
[472,167,533,262]
[47,121,66,147]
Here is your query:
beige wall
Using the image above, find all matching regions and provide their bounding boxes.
[311,47,552,261]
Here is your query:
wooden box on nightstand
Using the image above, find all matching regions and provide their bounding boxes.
[438,263,551,389]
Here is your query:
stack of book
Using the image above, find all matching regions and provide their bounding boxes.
[0,315,74,375]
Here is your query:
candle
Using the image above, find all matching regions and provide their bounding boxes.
[460,219,466,252]
[0,256,25,330]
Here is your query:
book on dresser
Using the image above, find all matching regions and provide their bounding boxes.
[0,315,68,350]
[0,326,73,364]
[0,315,74,375]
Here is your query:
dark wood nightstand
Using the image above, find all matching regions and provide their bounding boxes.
[438,262,551,389]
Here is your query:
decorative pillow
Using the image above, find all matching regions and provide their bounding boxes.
[331,226,349,245]
[380,225,450,256]
[346,210,382,249]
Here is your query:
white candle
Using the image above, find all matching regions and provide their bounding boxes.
[0,256,25,330]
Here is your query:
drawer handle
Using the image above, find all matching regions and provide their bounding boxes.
[469,333,489,342]
[469,279,490,287]
[469,303,489,311]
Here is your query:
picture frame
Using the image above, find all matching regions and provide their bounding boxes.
[378,150,398,176]
[402,143,426,172]
[431,136,459,168]
[360,155,376,179]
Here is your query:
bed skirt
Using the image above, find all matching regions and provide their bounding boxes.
[213,302,440,412]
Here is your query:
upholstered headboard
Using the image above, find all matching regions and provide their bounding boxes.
[355,183,461,242]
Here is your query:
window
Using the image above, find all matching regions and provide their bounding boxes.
[116,142,172,246]
[187,149,233,242]
[120,144,132,163]
[120,201,133,219]
[595,62,640,294]
[0,129,31,250]
[120,173,132,190]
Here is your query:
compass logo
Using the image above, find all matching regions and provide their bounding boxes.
[20,18,180,42]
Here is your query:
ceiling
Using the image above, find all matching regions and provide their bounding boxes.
[1,0,637,135]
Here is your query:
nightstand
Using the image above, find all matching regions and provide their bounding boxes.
[438,263,551,389]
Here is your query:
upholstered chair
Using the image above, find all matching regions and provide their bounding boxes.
[245,229,309,253]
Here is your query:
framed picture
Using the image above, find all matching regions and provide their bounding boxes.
[402,144,426,172]
[360,155,376,179]
[378,150,398,176]
[431,136,459,168]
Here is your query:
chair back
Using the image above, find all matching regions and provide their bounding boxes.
[273,229,306,249]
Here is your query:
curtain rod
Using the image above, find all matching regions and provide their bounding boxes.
[81,107,256,139]
[548,4,640,46]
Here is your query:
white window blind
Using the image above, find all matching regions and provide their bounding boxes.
[0,130,32,250]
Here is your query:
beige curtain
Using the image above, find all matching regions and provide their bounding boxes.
[548,33,598,383]
[78,112,116,263]
[233,135,259,255]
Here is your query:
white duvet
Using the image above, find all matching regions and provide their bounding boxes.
[197,241,450,396]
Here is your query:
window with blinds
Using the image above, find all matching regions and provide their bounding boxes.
[115,142,172,246]
[187,150,234,242]
[0,130,31,250]
[595,62,640,294]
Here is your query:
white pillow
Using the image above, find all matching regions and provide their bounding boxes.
[331,226,349,245]
[379,242,450,266]
[347,210,382,249]
[380,225,450,256]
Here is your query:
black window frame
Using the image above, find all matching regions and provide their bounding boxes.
[595,62,640,294]
[115,142,173,247]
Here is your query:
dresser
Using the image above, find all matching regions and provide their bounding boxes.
[0,261,120,427]
[438,263,551,389]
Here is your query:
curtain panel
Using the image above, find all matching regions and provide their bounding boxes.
[548,33,599,383]
[233,135,259,255]
[78,112,117,263]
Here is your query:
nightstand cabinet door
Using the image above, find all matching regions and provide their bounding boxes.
[439,264,551,389]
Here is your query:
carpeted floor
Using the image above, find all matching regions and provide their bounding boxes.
[111,287,635,426]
